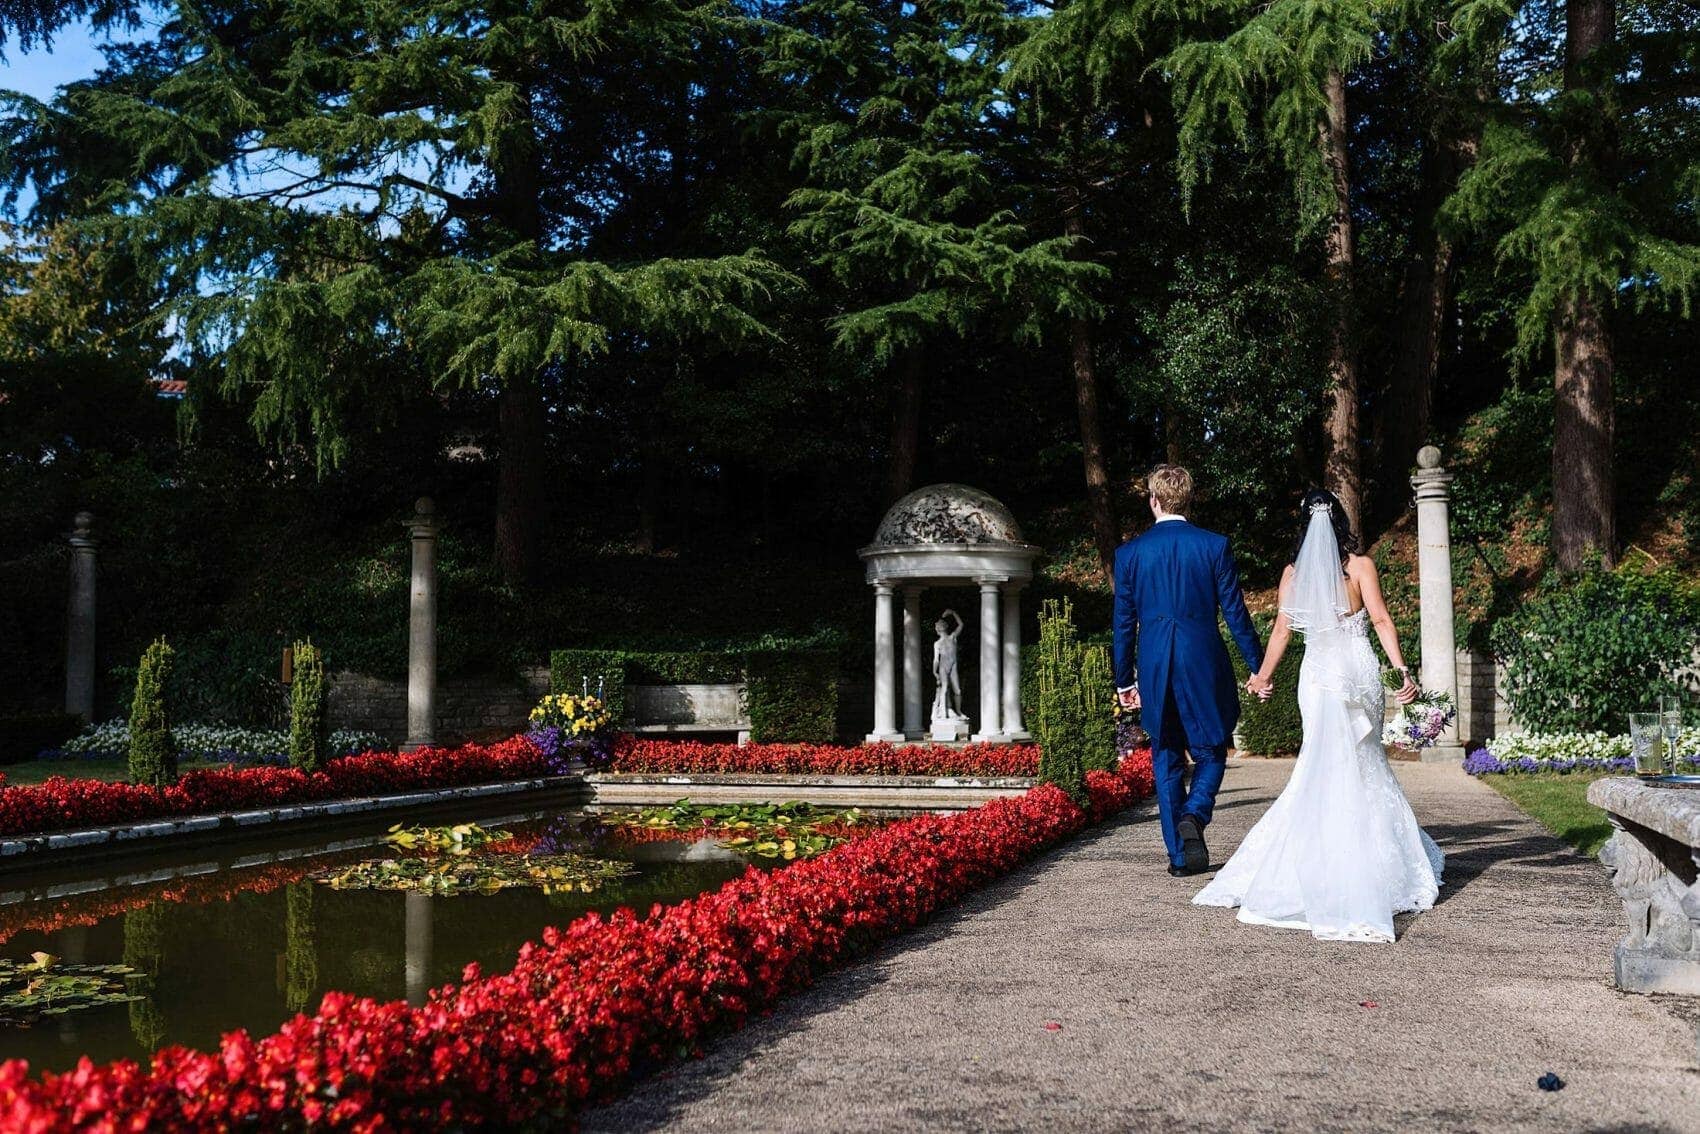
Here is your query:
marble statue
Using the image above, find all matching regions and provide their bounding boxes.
[930,609,968,735]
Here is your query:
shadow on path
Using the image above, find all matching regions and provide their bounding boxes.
[578,813,1153,1133]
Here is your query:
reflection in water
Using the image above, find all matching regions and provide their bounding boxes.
[284,883,318,1015]
[55,925,89,1048]
[122,904,167,1053]
[404,892,432,1008]
[1,807,774,1073]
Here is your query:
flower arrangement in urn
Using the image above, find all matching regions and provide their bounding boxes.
[1380,678,1457,753]
[527,691,616,771]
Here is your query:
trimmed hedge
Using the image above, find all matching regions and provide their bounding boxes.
[0,712,83,764]
[1227,621,1305,756]
[550,648,837,744]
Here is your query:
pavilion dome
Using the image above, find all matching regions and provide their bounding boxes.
[871,484,1026,548]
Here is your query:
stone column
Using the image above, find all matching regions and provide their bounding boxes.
[901,587,925,738]
[404,891,433,1007]
[866,582,902,742]
[64,512,98,723]
[973,578,1004,741]
[1410,446,1464,763]
[1000,584,1029,741]
[404,498,439,751]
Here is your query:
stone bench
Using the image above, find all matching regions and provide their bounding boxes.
[624,683,751,745]
[1588,777,1700,994]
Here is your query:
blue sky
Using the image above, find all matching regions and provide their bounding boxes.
[2,20,107,101]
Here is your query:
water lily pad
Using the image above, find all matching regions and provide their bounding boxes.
[0,956,143,1029]
[315,852,633,896]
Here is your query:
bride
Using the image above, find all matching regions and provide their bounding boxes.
[1193,489,1444,943]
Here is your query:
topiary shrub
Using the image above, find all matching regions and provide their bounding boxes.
[1079,643,1117,771]
[1493,567,1700,733]
[1034,599,1095,805]
[745,650,838,743]
[1228,623,1305,755]
[127,638,179,787]
[289,640,329,774]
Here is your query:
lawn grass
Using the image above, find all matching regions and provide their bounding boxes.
[1,757,234,788]
[1482,772,1614,857]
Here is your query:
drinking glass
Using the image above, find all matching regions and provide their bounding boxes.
[1660,694,1686,773]
[1629,712,1668,777]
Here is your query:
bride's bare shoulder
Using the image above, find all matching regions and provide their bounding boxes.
[1344,553,1377,577]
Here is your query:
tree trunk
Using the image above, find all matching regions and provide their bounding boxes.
[491,90,547,587]
[495,372,545,585]
[1379,130,1474,518]
[1318,67,1363,536]
[886,350,923,502]
[1553,0,1618,570]
[1061,208,1119,577]
[1070,315,1119,576]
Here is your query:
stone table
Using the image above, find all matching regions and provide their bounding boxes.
[1588,776,1700,994]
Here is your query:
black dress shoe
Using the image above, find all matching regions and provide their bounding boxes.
[1168,864,1200,878]
[1177,815,1209,873]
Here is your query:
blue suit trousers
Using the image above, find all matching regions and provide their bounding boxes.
[1153,694,1228,869]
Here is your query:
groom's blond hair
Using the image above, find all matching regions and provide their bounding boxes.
[1147,465,1194,513]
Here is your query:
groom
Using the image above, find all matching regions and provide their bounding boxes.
[1113,465,1264,877]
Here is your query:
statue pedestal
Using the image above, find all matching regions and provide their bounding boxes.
[930,717,969,743]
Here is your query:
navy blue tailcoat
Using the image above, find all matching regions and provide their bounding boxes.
[1112,520,1264,748]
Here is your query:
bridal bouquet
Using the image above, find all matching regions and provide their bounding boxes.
[1380,689,1457,752]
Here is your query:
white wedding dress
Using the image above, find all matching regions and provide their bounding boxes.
[1193,510,1444,943]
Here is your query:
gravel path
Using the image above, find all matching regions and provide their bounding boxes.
[582,760,1700,1132]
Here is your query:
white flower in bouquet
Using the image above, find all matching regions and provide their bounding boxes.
[1381,691,1457,752]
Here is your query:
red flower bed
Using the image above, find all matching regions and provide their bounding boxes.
[0,752,1153,1131]
[0,737,550,840]
[609,738,1040,778]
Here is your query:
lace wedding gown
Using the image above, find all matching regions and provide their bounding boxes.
[1193,608,1444,943]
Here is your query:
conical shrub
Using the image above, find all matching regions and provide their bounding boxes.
[128,638,179,787]
[289,640,329,773]
[1034,599,1088,805]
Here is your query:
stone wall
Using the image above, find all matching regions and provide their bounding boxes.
[1454,647,1519,748]
[329,668,550,745]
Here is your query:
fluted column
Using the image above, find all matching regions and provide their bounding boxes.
[404,498,438,751]
[64,512,97,723]
[866,582,902,742]
[901,587,924,738]
[973,578,1003,741]
[1411,446,1463,763]
[1000,584,1029,740]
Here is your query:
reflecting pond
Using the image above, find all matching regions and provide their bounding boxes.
[0,806,782,1073]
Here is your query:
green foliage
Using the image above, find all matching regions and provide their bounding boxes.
[0,952,142,1029]
[288,641,328,775]
[0,712,82,764]
[550,646,838,743]
[746,650,838,744]
[1033,598,1107,804]
[1493,567,1700,734]
[1227,619,1305,755]
[126,638,177,787]
[122,902,167,1053]
[284,882,318,1015]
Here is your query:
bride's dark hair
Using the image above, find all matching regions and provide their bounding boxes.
[1293,488,1360,567]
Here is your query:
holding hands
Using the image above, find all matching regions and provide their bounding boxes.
[1245,672,1274,702]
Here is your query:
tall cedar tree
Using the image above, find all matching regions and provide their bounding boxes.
[1446,0,1699,570]
[0,1,790,585]
[762,0,1102,503]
